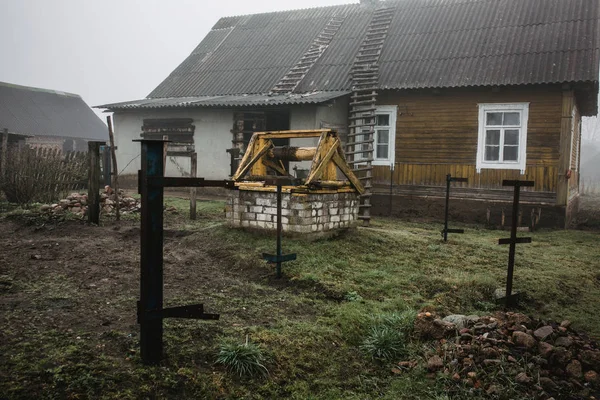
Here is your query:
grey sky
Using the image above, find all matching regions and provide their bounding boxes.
[1,0,598,146]
[1,0,354,112]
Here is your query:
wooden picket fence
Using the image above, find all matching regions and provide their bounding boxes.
[0,146,88,205]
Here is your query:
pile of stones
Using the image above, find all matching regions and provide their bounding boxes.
[408,311,600,399]
[38,187,140,217]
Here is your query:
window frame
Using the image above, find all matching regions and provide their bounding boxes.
[476,103,529,173]
[372,105,397,166]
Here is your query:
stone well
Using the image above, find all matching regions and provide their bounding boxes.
[226,188,359,234]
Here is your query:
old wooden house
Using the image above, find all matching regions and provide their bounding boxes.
[100,0,600,227]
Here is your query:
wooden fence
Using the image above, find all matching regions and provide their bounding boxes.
[1,146,88,204]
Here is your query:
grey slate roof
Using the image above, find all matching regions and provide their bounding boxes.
[102,0,600,113]
[0,82,108,140]
[98,91,350,110]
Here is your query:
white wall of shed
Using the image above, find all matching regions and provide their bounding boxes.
[288,98,348,174]
[113,108,233,180]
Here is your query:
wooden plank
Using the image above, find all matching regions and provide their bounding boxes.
[190,153,197,220]
[233,140,272,180]
[251,138,268,177]
[88,141,105,225]
[332,151,365,194]
[106,116,120,221]
[232,133,258,180]
[304,138,340,185]
[1,128,7,179]
[556,90,574,206]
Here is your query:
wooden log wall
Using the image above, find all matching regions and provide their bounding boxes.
[373,85,569,199]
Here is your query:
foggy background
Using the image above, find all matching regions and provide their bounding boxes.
[1,0,598,179]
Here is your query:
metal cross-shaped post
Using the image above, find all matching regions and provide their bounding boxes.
[442,174,468,241]
[498,179,534,308]
[262,178,297,278]
[136,139,232,364]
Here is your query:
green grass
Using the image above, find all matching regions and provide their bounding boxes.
[2,198,599,399]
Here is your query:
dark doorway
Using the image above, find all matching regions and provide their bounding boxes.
[266,110,290,172]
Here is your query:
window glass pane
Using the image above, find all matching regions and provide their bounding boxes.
[485,130,500,145]
[505,129,519,145]
[376,144,388,159]
[503,146,518,161]
[486,112,503,125]
[376,114,390,126]
[377,129,389,144]
[485,146,500,161]
[503,112,520,126]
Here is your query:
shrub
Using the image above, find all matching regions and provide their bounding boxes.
[360,309,417,361]
[216,337,268,378]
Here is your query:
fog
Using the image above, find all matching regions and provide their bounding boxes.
[1,0,354,111]
[1,0,598,176]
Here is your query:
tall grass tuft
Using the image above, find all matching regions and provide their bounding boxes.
[216,336,268,378]
[360,309,417,361]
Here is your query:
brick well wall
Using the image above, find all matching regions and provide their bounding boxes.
[226,189,359,233]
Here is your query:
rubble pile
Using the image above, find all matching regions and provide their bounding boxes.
[38,187,140,217]
[409,311,600,399]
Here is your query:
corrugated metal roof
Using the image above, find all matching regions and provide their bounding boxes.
[0,81,108,140]
[97,91,350,110]
[109,0,599,110]
[149,5,360,98]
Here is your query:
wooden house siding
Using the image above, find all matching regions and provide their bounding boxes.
[372,86,566,198]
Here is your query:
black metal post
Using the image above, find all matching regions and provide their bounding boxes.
[498,180,534,308]
[443,174,451,242]
[441,174,467,241]
[135,140,225,365]
[138,140,165,365]
[505,184,520,301]
[262,178,296,278]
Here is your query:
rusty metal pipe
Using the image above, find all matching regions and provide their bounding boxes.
[268,146,316,161]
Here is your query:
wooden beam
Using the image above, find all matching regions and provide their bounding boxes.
[333,151,365,194]
[304,139,340,185]
[88,141,105,224]
[106,116,120,221]
[557,90,574,206]
[251,138,269,177]
[190,152,197,220]
[232,133,258,180]
[1,128,8,180]
[305,130,329,182]
[268,146,317,161]
[232,140,272,180]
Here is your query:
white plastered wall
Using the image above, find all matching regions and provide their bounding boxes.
[113,108,233,180]
[288,97,349,174]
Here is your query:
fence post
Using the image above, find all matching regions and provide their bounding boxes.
[107,116,120,221]
[88,141,105,224]
[102,146,112,186]
[1,128,7,179]
[190,152,197,220]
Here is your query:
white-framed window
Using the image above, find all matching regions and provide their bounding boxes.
[476,103,529,173]
[354,106,397,166]
[372,105,397,166]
